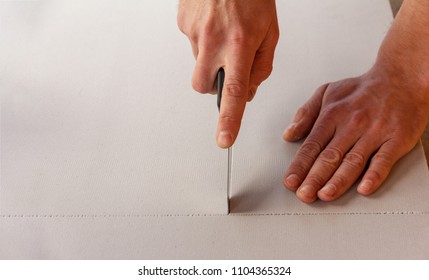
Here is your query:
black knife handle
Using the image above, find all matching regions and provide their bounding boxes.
[217,68,225,112]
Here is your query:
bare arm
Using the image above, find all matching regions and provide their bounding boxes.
[376,0,429,95]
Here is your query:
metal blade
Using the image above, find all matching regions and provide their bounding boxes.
[227,146,232,214]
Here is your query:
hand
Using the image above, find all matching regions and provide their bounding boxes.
[282,0,429,203]
[282,64,429,203]
[177,0,279,148]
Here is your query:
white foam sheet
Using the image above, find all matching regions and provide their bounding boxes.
[1,0,429,259]
[0,0,227,215]
[1,214,429,259]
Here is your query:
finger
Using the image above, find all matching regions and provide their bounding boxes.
[247,44,276,101]
[283,84,328,142]
[357,140,406,196]
[191,48,220,94]
[317,137,377,201]
[190,40,199,59]
[247,85,258,102]
[297,111,371,202]
[294,127,364,203]
[248,18,279,102]
[216,47,254,148]
[283,120,335,196]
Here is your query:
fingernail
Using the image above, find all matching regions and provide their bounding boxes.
[298,185,313,196]
[217,131,233,148]
[284,174,300,189]
[320,184,337,197]
[358,179,373,193]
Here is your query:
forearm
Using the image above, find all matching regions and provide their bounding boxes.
[375,0,429,102]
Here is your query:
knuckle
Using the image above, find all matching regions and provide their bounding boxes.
[366,151,395,182]
[372,151,394,168]
[188,30,199,44]
[318,147,343,167]
[298,139,323,161]
[313,83,330,99]
[229,36,246,46]
[198,17,217,40]
[247,87,257,101]
[349,111,368,129]
[365,169,384,183]
[371,120,386,133]
[313,83,330,97]
[306,174,327,187]
[310,123,332,138]
[288,162,311,178]
[287,155,316,179]
[326,78,357,95]
[255,64,273,81]
[322,104,340,120]
[228,33,260,51]
[224,80,247,98]
[227,31,249,47]
[218,114,241,126]
[192,79,210,93]
[330,174,348,189]
[201,19,215,37]
[319,83,330,91]
[343,151,366,169]
[177,20,199,43]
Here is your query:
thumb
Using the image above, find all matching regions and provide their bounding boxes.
[283,83,328,142]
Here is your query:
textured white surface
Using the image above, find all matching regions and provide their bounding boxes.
[2,214,429,259]
[0,0,227,215]
[1,0,428,259]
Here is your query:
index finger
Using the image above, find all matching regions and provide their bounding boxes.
[216,46,254,148]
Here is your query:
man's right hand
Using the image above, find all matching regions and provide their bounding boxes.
[177,0,279,148]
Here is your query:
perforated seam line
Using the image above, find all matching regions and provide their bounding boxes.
[0,211,428,218]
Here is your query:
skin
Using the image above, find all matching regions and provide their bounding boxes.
[178,0,429,203]
[177,0,279,148]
